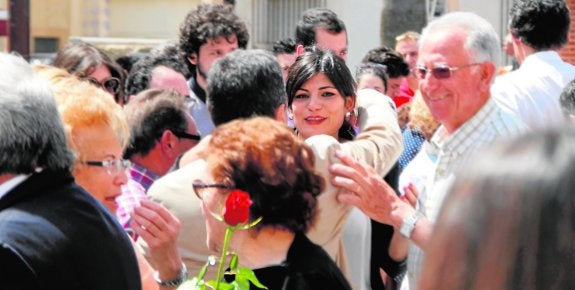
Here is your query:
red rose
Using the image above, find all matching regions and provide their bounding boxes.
[223,189,252,226]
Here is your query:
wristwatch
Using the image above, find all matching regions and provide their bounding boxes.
[154,263,188,287]
[399,211,423,239]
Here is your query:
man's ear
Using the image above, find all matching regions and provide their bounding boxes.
[296,44,305,56]
[160,130,178,157]
[481,62,496,82]
[274,103,288,124]
[188,53,198,66]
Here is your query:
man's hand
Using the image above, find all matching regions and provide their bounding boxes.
[131,200,182,280]
[330,150,414,228]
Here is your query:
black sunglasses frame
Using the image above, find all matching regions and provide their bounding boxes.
[172,131,201,141]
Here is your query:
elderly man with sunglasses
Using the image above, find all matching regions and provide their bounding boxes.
[329,12,527,290]
[116,89,200,232]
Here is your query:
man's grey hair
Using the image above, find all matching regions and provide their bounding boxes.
[421,12,501,67]
[0,53,74,174]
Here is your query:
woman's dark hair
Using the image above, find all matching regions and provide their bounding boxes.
[53,40,126,104]
[206,117,325,233]
[286,47,357,140]
[356,63,389,93]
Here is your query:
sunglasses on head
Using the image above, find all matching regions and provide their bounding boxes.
[415,63,481,80]
[82,76,121,95]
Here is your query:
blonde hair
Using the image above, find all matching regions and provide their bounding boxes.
[395,31,420,44]
[408,91,440,140]
[33,65,129,164]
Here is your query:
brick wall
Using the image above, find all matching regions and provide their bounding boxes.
[560,0,575,64]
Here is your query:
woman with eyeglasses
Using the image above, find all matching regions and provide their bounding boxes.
[34,65,186,290]
[195,117,351,289]
[53,40,127,105]
[286,48,403,289]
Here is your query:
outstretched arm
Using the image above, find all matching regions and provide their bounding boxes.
[329,150,434,251]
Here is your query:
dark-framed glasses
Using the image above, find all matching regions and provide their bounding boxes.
[415,63,481,80]
[172,131,201,141]
[82,158,131,176]
[82,76,121,95]
[192,180,234,200]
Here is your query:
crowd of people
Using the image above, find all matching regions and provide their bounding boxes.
[0,0,574,290]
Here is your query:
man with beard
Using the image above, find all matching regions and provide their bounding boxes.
[178,3,249,137]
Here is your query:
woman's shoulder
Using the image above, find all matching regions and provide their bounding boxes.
[283,233,352,290]
[249,233,352,290]
[304,134,342,168]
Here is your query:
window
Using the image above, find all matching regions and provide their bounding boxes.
[251,0,326,49]
[34,37,59,53]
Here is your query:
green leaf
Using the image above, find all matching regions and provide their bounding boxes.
[236,267,267,289]
[197,259,210,280]
[205,280,235,290]
[209,210,224,222]
[229,253,239,270]
[239,216,263,230]
[178,279,204,290]
[232,278,250,290]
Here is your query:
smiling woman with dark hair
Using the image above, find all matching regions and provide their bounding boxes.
[286,47,403,288]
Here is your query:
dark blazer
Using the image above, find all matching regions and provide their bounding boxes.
[0,170,141,290]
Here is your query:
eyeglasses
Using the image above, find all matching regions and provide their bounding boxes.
[192,180,234,200]
[82,158,131,176]
[172,131,201,141]
[415,63,481,80]
[82,76,121,95]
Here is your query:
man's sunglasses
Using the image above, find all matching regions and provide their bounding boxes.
[415,63,481,80]
[172,131,201,141]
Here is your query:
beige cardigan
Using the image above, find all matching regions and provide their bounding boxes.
[304,89,402,284]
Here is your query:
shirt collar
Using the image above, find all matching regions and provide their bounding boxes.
[188,76,207,103]
[431,98,498,154]
[521,51,561,67]
[0,174,30,200]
